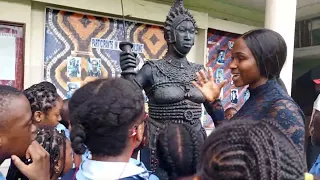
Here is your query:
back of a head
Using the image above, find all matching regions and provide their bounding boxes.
[198,119,305,180]
[242,28,287,79]
[0,85,23,125]
[156,123,202,180]
[69,78,144,156]
[276,77,288,93]
[37,81,57,93]
[60,99,70,128]
[23,83,58,115]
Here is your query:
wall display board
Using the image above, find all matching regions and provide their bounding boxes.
[0,21,25,90]
[44,8,167,99]
[203,29,249,129]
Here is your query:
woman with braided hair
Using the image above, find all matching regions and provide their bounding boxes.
[195,119,306,180]
[7,127,73,180]
[155,123,202,180]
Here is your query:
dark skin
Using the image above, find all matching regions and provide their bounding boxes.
[225,108,237,120]
[33,98,63,128]
[92,109,146,162]
[0,95,36,160]
[0,95,50,180]
[60,99,83,167]
[229,38,268,89]
[60,99,70,129]
[194,37,268,103]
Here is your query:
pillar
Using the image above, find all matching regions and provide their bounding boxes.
[264,0,297,95]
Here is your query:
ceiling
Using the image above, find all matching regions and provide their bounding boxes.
[146,0,320,27]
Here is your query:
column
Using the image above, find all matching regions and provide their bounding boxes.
[265,0,297,95]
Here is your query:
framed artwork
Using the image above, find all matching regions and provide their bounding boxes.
[44,8,167,99]
[0,21,25,90]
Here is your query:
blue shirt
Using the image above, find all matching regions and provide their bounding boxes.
[0,172,4,180]
[56,123,70,140]
[310,154,320,175]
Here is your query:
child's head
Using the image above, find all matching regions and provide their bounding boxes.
[156,123,202,180]
[224,107,237,120]
[0,85,36,160]
[196,119,305,180]
[24,83,63,127]
[69,78,145,158]
[60,99,70,129]
[36,127,73,179]
[6,127,73,180]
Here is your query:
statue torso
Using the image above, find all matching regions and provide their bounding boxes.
[142,59,205,126]
[145,59,205,104]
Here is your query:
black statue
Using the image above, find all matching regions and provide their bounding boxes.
[120,0,224,172]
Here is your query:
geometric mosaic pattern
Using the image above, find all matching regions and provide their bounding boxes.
[44,8,167,98]
[207,29,247,110]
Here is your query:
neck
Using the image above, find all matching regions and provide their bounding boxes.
[249,77,268,89]
[168,44,186,59]
[92,145,133,162]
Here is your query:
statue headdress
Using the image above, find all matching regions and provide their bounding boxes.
[164,0,197,43]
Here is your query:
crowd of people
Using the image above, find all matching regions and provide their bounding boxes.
[0,28,318,180]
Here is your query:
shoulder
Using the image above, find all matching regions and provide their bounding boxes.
[189,62,204,70]
[61,168,77,180]
[271,98,305,123]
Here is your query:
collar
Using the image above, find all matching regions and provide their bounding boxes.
[248,79,276,97]
[76,159,146,180]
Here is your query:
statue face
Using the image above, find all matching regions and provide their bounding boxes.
[173,20,195,55]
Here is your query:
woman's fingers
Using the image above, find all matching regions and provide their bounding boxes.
[208,67,214,82]
[199,70,208,83]
[196,72,205,86]
[192,81,202,91]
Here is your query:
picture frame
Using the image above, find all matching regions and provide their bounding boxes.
[0,21,25,90]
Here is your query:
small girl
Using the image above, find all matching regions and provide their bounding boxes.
[7,127,73,180]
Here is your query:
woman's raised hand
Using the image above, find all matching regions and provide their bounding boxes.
[192,67,227,102]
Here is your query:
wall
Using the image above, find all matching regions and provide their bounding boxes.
[0,0,32,87]
[0,0,257,88]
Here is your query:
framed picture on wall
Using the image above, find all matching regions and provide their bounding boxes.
[0,21,25,90]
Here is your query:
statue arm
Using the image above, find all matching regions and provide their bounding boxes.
[203,99,225,127]
[133,63,153,90]
[119,50,153,89]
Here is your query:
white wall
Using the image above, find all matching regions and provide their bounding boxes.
[0,0,32,88]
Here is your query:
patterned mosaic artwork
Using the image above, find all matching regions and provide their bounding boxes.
[44,8,167,99]
[203,29,249,129]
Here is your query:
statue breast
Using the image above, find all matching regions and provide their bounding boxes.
[145,60,206,104]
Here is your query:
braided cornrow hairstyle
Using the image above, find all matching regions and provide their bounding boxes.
[156,123,202,180]
[6,127,66,180]
[68,78,144,156]
[37,81,57,94]
[23,83,58,115]
[198,119,306,180]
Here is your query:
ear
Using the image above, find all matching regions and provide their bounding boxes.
[134,123,145,149]
[54,158,63,175]
[33,111,44,123]
[193,176,201,180]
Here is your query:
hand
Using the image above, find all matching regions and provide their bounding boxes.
[120,51,137,71]
[11,141,50,180]
[192,67,227,102]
